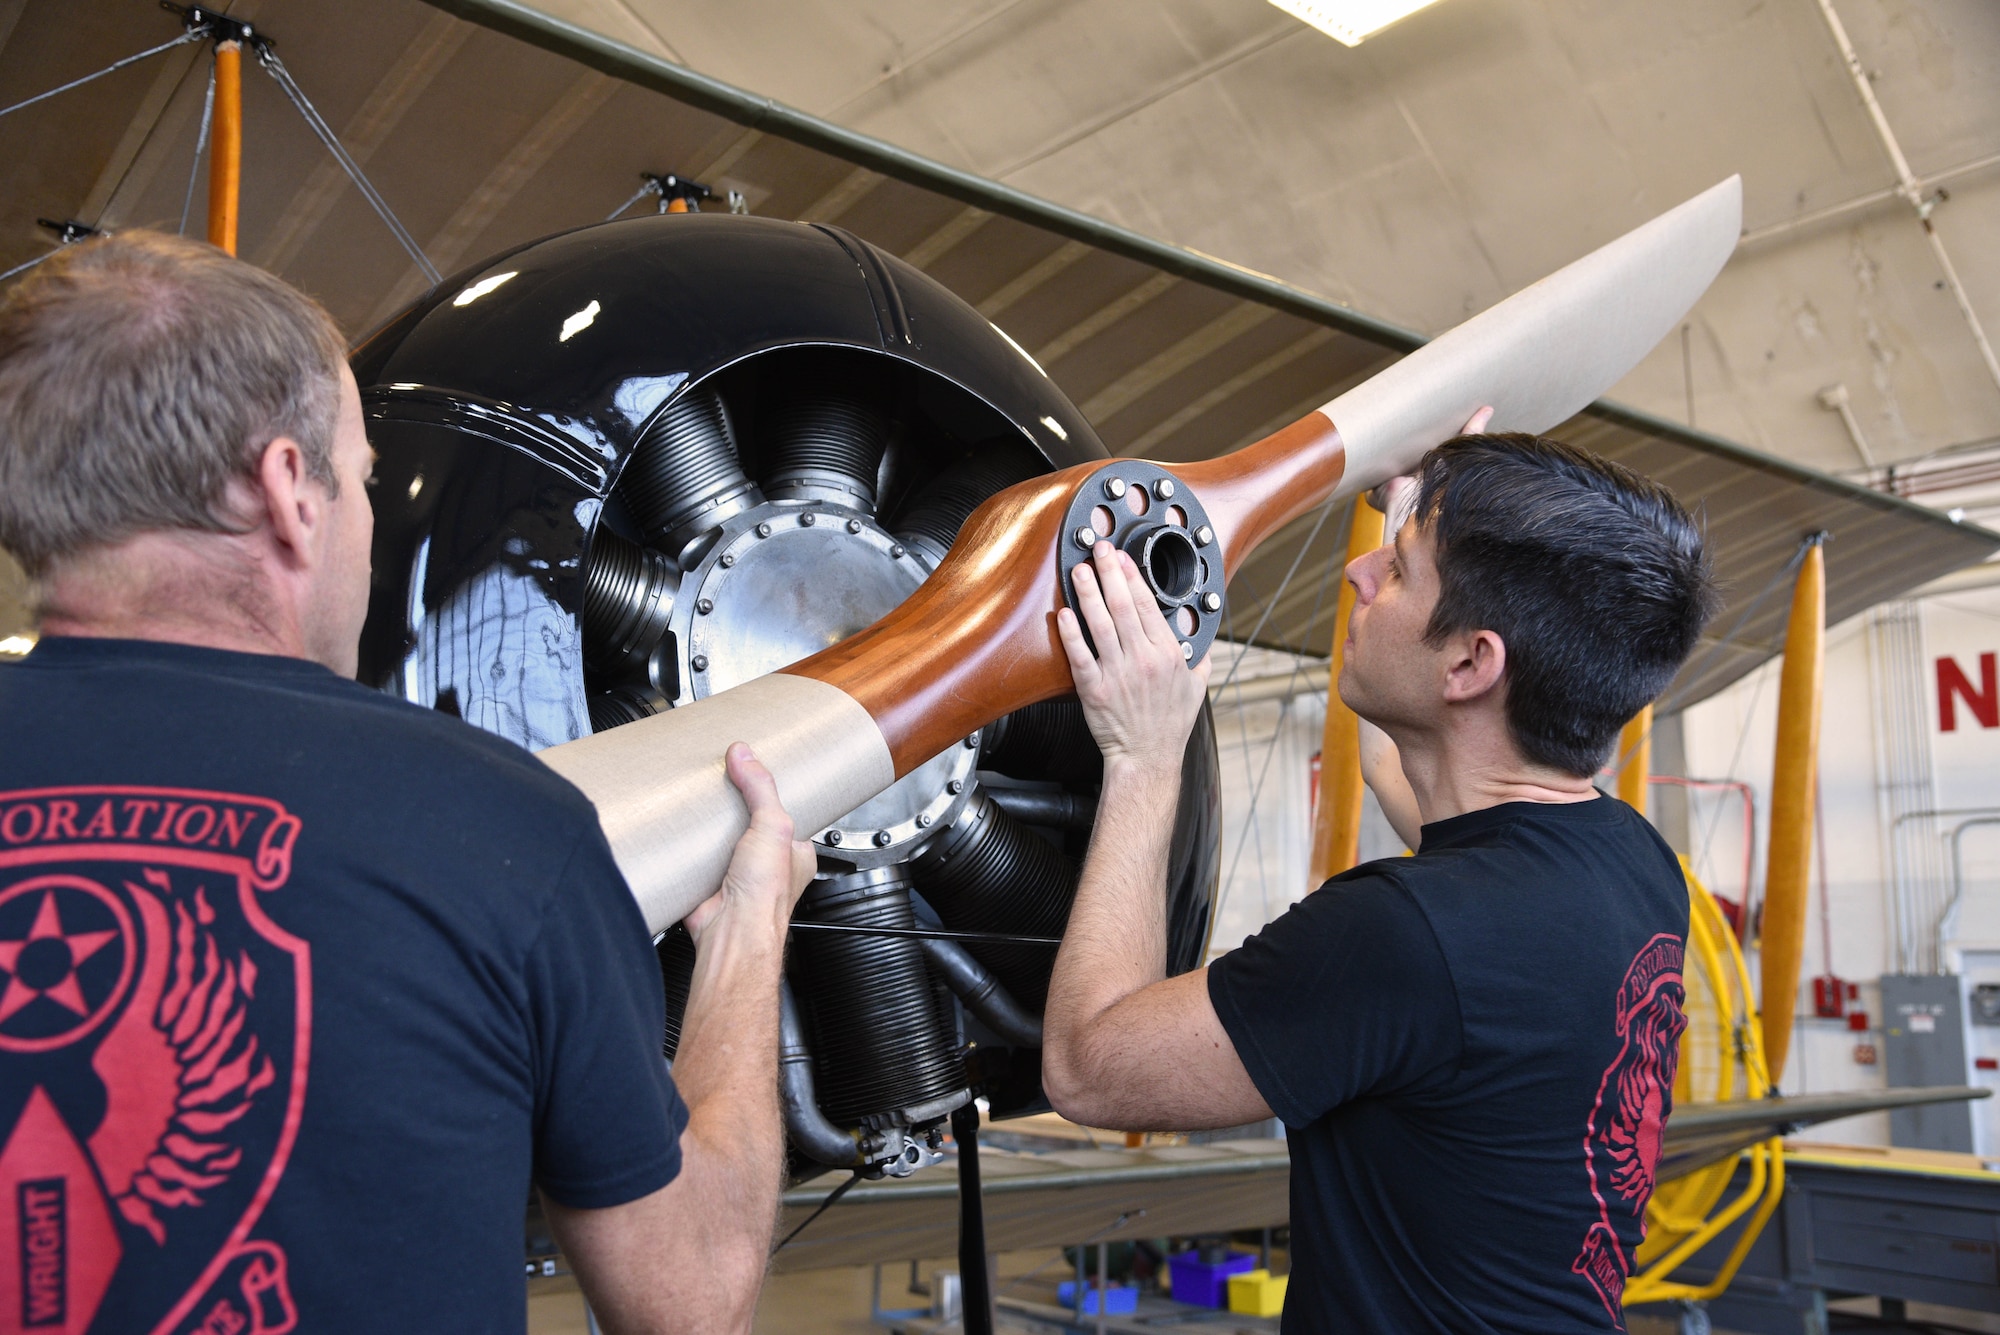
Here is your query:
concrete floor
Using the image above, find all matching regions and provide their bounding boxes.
[529,1250,1071,1334]
[532,1263,2000,1333]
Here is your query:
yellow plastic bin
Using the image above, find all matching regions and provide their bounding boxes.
[1227,1269,1288,1317]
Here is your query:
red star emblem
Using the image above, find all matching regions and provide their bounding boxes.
[0,888,119,1022]
[0,874,134,1051]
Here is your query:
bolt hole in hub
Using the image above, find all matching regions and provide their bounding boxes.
[1058,461,1223,664]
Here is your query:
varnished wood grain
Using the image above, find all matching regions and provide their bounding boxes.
[1177,411,1344,584]
[784,412,1347,774]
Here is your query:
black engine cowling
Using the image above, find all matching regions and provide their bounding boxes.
[352,212,1219,1175]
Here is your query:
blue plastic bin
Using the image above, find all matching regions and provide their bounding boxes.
[1056,1281,1139,1315]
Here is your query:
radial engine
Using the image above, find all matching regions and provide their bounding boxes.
[353,213,1219,1178]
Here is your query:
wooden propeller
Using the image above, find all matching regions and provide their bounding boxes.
[540,177,1744,933]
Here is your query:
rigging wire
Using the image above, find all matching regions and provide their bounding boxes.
[789,921,1060,947]
[604,178,660,222]
[1204,490,1347,935]
[1216,503,1349,919]
[0,250,58,285]
[177,62,217,236]
[0,30,203,122]
[771,1170,863,1255]
[254,46,441,285]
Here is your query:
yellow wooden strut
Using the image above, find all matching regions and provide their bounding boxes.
[207,40,243,256]
[1758,538,1825,1084]
[1309,496,1386,884]
[1616,704,1652,812]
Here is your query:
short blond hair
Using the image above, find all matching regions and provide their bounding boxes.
[0,230,348,578]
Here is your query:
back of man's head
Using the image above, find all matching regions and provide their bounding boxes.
[1412,433,1718,778]
[0,229,347,583]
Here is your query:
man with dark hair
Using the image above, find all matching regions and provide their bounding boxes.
[0,230,808,1333]
[1042,427,1716,1333]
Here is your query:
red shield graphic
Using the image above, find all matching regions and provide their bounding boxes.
[0,787,309,1335]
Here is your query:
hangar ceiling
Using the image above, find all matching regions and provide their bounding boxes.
[0,0,1993,707]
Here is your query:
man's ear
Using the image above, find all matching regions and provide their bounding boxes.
[1441,628,1506,705]
[255,435,319,569]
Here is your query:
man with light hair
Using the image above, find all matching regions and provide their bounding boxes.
[0,230,801,1334]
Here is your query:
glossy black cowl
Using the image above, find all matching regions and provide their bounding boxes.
[350,212,1217,1120]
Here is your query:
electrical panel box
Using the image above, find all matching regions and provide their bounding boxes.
[1945,945,2000,1157]
[1881,974,1975,1153]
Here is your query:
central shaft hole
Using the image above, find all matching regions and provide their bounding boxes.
[1136,524,1200,605]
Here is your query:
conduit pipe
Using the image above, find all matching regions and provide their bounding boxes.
[917,937,1043,1049]
[206,39,241,255]
[1309,497,1384,882]
[1813,0,2000,396]
[1760,536,1826,1083]
[779,981,866,1167]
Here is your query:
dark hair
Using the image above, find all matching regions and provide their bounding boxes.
[1412,433,1717,777]
[0,229,348,579]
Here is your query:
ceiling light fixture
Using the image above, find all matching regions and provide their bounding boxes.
[1266,0,1449,46]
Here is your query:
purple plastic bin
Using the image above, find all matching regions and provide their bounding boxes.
[1167,1252,1256,1308]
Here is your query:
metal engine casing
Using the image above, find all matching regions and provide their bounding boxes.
[350,212,1219,1139]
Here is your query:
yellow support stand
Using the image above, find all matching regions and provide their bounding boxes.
[1625,861,1784,1308]
[1759,538,1826,1085]
[1308,497,1385,883]
[1616,705,1651,811]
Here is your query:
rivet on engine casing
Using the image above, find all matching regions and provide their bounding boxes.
[1194,525,1213,547]
[1103,476,1127,500]
[1181,641,1194,661]
[719,552,736,568]
[756,522,772,539]
[691,654,709,672]
[890,544,906,559]
[824,829,842,846]
[965,733,980,749]
[800,512,817,527]
[696,598,714,615]
[946,779,964,795]
[917,813,933,828]
[1153,478,1176,500]
[1074,527,1096,550]
[873,830,893,847]
[1201,591,1222,612]
[847,518,863,534]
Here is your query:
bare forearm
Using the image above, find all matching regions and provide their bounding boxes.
[566,917,786,1334]
[1043,757,1180,1112]
[672,916,787,1242]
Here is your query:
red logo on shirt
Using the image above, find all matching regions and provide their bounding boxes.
[0,787,308,1335]
[1572,932,1686,1322]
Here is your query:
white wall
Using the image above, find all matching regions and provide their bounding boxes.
[1679,579,2000,1146]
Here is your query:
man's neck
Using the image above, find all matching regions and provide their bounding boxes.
[38,536,308,661]
[1392,722,1598,827]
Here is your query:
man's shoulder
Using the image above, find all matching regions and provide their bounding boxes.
[4,636,597,828]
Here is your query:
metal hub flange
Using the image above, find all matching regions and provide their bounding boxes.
[1057,461,1223,665]
[672,500,978,868]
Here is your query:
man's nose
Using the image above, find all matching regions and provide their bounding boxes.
[1345,547,1380,604]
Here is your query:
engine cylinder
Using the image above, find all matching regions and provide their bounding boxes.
[620,384,762,548]
[657,924,696,1061]
[582,528,676,668]
[911,789,1076,1011]
[892,449,1042,570]
[981,698,1104,792]
[759,363,889,509]
[790,868,967,1127]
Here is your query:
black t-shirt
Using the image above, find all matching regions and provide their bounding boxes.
[0,637,686,1335]
[1209,796,1689,1333]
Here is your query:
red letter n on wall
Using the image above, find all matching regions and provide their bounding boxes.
[1939,653,2000,732]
